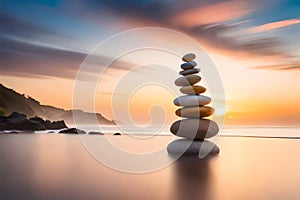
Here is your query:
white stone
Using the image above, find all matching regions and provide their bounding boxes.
[173,95,211,106]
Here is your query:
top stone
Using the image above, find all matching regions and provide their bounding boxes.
[182,53,196,62]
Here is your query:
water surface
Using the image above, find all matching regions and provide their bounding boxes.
[1,128,300,200]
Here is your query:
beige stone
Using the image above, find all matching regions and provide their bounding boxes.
[182,53,196,62]
[175,106,214,118]
[175,75,201,86]
[180,86,206,95]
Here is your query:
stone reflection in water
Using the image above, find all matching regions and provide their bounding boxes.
[171,156,216,200]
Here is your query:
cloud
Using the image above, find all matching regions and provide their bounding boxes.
[87,0,300,71]
[0,12,59,39]
[248,18,300,33]
[0,12,136,79]
[187,23,289,58]
[81,0,171,21]
[0,37,135,79]
[173,1,253,26]
[1,1,299,74]
[252,63,300,70]
[78,0,295,61]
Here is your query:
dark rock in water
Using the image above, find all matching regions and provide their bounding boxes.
[167,139,220,157]
[1,115,46,131]
[0,112,68,131]
[14,120,46,131]
[0,116,5,123]
[59,128,86,134]
[7,112,27,123]
[113,132,121,136]
[8,112,27,119]
[29,117,67,130]
[50,121,67,129]
[88,131,104,135]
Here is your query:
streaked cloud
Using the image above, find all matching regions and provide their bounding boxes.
[249,18,300,33]
[75,0,300,70]
[0,37,135,79]
[173,1,253,26]
[0,12,135,79]
[1,0,300,73]
[252,63,300,70]
[0,12,53,38]
[187,23,288,58]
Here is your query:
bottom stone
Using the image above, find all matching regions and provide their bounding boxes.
[167,139,220,157]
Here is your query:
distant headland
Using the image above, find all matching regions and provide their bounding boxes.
[0,84,115,127]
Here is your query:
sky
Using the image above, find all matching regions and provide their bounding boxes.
[0,0,300,126]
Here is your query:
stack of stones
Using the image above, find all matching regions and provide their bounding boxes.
[167,53,220,156]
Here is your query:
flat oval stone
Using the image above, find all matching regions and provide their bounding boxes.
[174,95,211,106]
[182,53,196,62]
[179,68,200,76]
[176,106,215,118]
[175,75,201,86]
[167,139,220,156]
[181,61,197,70]
[180,86,206,95]
[170,119,219,140]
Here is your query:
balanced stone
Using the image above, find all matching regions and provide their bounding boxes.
[180,86,206,94]
[176,106,215,118]
[181,61,197,70]
[174,95,211,107]
[182,53,196,62]
[175,75,201,86]
[179,68,200,76]
[170,119,219,140]
[167,139,220,156]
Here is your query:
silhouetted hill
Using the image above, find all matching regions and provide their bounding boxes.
[0,84,115,125]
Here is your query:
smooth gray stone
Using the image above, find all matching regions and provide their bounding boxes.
[174,95,211,106]
[170,119,219,140]
[182,53,196,62]
[181,61,197,70]
[179,68,200,76]
[167,139,220,156]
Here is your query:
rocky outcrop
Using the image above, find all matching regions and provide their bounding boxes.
[29,116,67,130]
[0,112,67,131]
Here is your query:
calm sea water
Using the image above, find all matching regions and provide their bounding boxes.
[35,126,300,138]
[1,128,300,200]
